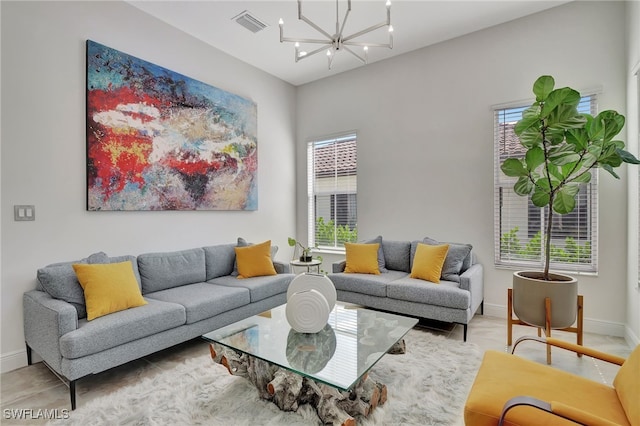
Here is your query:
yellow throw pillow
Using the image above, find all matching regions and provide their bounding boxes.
[72,261,147,321]
[234,240,277,279]
[410,243,450,283]
[344,242,380,274]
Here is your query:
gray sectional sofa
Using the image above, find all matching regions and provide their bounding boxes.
[330,237,484,341]
[23,242,294,409]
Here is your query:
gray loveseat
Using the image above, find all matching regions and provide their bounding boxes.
[23,242,294,409]
[330,237,483,341]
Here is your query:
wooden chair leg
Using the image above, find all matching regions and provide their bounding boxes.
[545,297,552,364]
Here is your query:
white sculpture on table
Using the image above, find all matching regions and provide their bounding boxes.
[285,273,336,333]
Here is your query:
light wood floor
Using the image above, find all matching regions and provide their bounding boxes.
[1,314,634,425]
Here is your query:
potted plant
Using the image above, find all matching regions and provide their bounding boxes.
[501,75,639,328]
[288,237,315,262]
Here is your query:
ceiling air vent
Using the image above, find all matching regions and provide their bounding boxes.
[232,11,268,34]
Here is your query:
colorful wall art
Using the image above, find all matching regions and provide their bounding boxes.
[86,40,258,211]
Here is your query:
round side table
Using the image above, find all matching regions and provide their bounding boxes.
[289,259,322,274]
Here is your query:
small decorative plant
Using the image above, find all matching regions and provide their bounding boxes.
[288,237,315,262]
[501,75,639,280]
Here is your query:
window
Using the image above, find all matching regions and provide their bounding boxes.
[494,95,598,272]
[308,133,358,251]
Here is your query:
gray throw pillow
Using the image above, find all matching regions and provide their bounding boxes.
[422,237,472,283]
[363,235,387,273]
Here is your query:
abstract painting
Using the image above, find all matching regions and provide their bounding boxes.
[86,40,257,211]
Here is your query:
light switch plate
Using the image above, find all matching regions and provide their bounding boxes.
[14,205,35,221]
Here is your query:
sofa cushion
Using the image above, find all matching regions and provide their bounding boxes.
[329,270,408,297]
[234,240,277,279]
[387,276,470,310]
[209,274,293,303]
[410,243,449,283]
[344,242,380,275]
[138,248,206,293]
[363,235,387,273]
[423,237,473,282]
[203,244,236,280]
[59,298,185,359]
[37,253,139,319]
[72,261,147,321]
[381,240,411,273]
[145,283,249,324]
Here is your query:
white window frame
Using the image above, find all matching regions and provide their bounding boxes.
[307,132,358,253]
[493,95,599,274]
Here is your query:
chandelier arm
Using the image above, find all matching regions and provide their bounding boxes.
[342,21,390,43]
[342,46,366,64]
[282,37,333,45]
[297,1,334,40]
[344,41,392,49]
[297,45,332,61]
[339,0,352,38]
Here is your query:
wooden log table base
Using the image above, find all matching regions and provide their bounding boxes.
[209,341,405,426]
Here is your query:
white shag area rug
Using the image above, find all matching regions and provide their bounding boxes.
[49,329,482,426]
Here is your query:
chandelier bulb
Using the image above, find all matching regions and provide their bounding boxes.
[279,18,284,26]
[364,46,369,51]
[388,25,394,33]
[327,50,332,56]
[295,42,300,48]
[386,0,391,7]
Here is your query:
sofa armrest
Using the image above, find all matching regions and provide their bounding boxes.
[332,260,346,273]
[499,396,620,426]
[273,261,290,274]
[460,263,483,315]
[23,290,78,371]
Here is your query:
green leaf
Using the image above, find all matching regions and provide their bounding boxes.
[524,147,545,171]
[571,172,592,184]
[617,148,640,164]
[522,104,541,118]
[540,87,581,118]
[586,114,605,141]
[553,185,579,214]
[514,176,534,196]
[531,187,550,207]
[287,237,296,247]
[514,116,540,136]
[548,145,581,165]
[518,129,543,148]
[565,128,589,151]
[601,164,620,179]
[532,75,554,101]
[598,110,625,142]
[501,158,528,177]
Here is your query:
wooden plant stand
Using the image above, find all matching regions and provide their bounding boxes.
[210,343,392,426]
[507,288,583,364]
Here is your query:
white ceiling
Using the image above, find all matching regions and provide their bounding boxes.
[128,1,570,86]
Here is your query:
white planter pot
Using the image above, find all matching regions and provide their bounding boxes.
[512,271,578,329]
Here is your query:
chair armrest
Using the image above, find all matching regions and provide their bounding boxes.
[499,396,621,426]
[512,336,626,366]
[23,290,78,371]
[272,261,290,274]
[332,260,346,273]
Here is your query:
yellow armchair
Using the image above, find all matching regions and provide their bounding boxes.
[464,336,638,426]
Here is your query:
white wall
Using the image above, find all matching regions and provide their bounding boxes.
[625,0,640,345]
[0,1,297,372]
[297,1,630,337]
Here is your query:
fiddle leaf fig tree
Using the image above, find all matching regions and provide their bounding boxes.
[501,75,640,280]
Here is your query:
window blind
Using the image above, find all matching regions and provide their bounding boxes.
[493,95,599,273]
[307,133,358,251]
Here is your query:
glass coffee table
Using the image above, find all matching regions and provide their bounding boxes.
[202,303,417,425]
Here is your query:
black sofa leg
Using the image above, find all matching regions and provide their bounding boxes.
[26,344,32,365]
[480,300,484,315]
[463,324,468,342]
[70,380,76,410]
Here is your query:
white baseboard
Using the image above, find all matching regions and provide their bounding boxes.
[624,326,640,347]
[482,302,626,337]
[1,349,28,374]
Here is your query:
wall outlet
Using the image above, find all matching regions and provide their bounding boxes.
[14,205,35,221]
